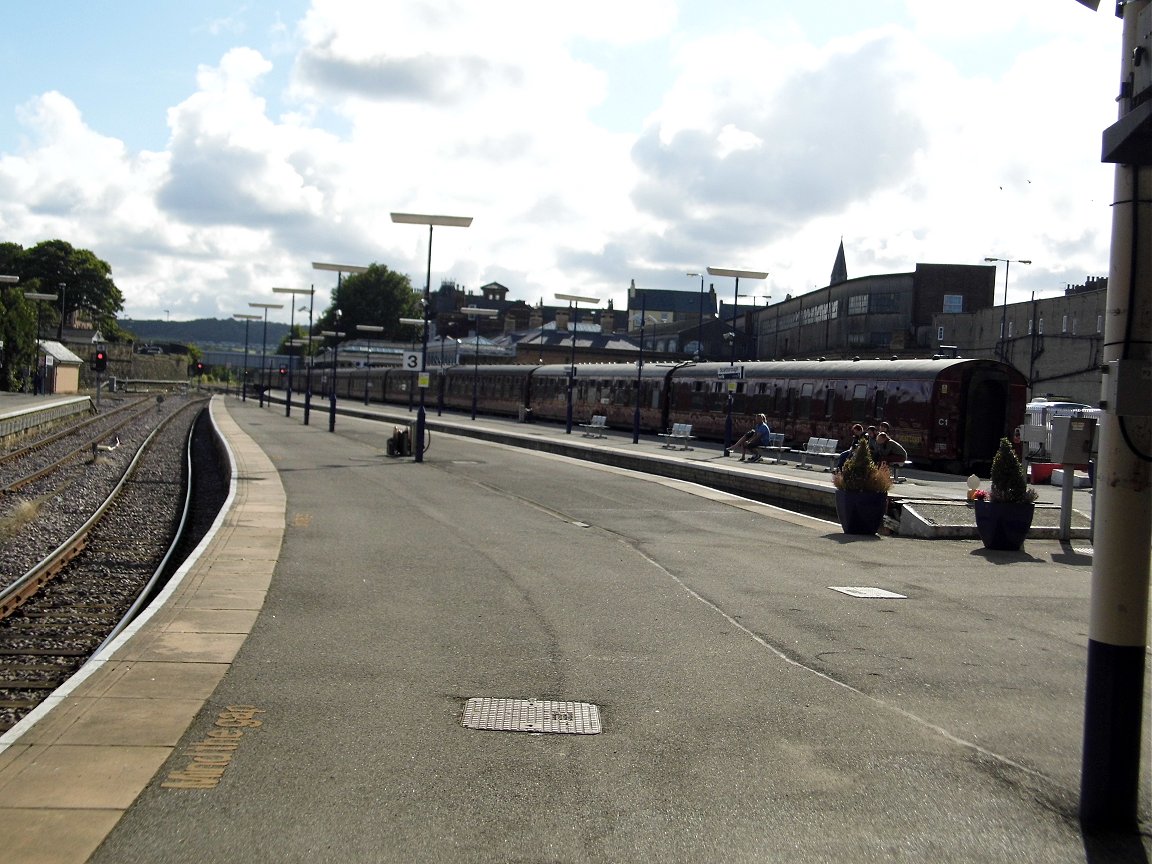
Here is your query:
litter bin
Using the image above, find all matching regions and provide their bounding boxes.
[518,406,534,424]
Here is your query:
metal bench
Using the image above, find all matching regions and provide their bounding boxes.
[580,415,608,438]
[762,432,787,464]
[659,423,694,450]
[792,437,840,471]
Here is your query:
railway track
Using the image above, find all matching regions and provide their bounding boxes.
[0,397,228,733]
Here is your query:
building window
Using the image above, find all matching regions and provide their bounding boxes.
[942,294,964,314]
[848,295,869,316]
[871,293,899,313]
[1038,317,1044,334]
[1062,314,1068,333]
[1072,317,1077,336]
[1008,321,1014,338]
[1027,319,1033,335]
[937,326,945,341]
[1097,314,1103,333]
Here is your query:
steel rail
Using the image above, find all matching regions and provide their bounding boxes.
[0,405,190,618]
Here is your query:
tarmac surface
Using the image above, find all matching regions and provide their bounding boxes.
[0,391,1147,863]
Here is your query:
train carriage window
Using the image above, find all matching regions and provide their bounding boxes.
[851,383,868,419]
[798,382,813,419]
[874,389,887,420]
[824,388,835,419]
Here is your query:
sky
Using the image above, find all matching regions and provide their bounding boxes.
[0,1,1126,325]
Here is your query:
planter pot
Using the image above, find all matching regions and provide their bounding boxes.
[834,489,888,535]
[973,500,1035,551]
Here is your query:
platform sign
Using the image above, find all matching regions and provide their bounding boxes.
[717,366,743,380]
[418,371,430,388]
[403,351,420,371]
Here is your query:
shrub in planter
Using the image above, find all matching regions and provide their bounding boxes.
[974,437,1038,550]
[832,439,892,534]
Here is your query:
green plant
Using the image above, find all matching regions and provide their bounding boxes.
[833,439,892,494]
[988,437,1037,503]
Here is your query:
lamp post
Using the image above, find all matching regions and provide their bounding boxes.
[273,287,315,418]
[707,267,768,456]
[356,324,385,405]
[459,307,498,420]
[555,292,601,434]
[248,301,283,407]
[24,290,58,395]
[321,311,344,432]
[687,271,705,360]
[56,283,67,341]
[632,287,646,444]
[390,212,473,463]
[984,257,1031,364]
[233,313,261,400]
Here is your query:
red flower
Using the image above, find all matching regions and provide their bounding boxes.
[972,489,988,502]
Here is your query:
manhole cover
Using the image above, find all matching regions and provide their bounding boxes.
[462,698,602,735]
[828,586,907,599]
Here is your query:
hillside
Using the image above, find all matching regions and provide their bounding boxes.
[123,317,292,348]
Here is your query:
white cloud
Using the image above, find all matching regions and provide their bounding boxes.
[0,1,1125,320]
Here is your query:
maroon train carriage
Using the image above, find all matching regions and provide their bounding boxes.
[525,362,682,432]
[663,358,1026,473]
[441,365,535,418]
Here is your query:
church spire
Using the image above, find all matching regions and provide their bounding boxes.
[830,238,848,285]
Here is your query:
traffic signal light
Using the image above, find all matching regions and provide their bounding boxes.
[196,362,204,373]
[278,366,287,377]
[92,350,107,372]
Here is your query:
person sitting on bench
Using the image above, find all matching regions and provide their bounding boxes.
[737,414,772,463]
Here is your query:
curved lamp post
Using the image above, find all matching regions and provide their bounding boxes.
[707,267,768,456]
[24,290,58,395]
[984,257,1031,364]
[321,311,344,432]
[248,301,283,407]
[391,212,473,463]
[273,287,315,418]
[555,292,601,434]
[459,306,498,420]
[687,271,705,360]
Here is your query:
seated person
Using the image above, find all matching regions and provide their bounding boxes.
[832,423,865,472]
[872,431,908,470]
[738,414,772,462]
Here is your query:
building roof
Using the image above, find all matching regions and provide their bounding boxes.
[37,340,83,364]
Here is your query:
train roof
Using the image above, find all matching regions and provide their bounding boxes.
[530,361,686,380]
[674,357,1022,380]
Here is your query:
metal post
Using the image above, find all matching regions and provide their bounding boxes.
[305,287,315,425]
[633,292,645,444]
[1080,0,1152,831]
[707,267,768,457]
[249,302,283,408]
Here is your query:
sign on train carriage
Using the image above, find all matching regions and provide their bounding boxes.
[716,366,743,380]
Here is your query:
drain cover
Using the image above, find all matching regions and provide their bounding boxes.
[829,586,907,599]
[462,698,602,735]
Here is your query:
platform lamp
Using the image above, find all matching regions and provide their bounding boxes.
[356,324,385,405]
[459,306,498,420]
[273,287,314,419]
[321,311,345,432]
[687,271,705,360]
[24,290,57,395]
[390,212,473,463]
[248,302,283,408]
[984,257,1031,364]
[707,267,768,456]
[555,292,601,434]
[233,313,261,401]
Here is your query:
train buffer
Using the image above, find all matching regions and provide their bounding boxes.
[793,437,840,471]
[580,415,608,438]
[659,423,694,450]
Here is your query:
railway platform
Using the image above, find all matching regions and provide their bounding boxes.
[0,392,1132,863]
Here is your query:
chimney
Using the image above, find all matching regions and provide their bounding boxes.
[600,309,614,334]
[556,310,570,332]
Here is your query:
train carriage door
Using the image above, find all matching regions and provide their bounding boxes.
[961,369,1010,473]
[851,383,868,422]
